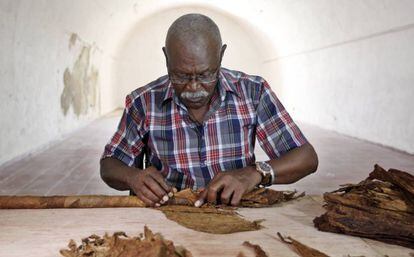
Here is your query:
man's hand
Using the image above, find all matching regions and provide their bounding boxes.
[127,166,171,207]
[195,166,262,207]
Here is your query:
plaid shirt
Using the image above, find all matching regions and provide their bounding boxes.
[102,68,307,190]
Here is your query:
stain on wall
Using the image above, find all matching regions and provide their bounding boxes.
[61,44,99,117]
[68,33,78,49]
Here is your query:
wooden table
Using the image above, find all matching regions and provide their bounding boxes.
[0,196,412,257]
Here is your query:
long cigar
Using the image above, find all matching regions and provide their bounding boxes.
[0,195,146,209]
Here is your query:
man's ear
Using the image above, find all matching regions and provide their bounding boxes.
[219,44,227,64]
[162,47,169,68]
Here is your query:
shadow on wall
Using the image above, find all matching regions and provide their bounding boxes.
[61,33,99,117]
[109,5,280,109]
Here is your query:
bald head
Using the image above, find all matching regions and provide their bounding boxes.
[165,13,222,53]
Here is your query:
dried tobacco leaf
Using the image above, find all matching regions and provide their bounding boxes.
[369,164,414,197]
[166,188,304,208]
[242,241,269,257]
[59,226,192,257]
[160,205,263,234]
[157,188,303,234]
[240,188,304,207]
[166,188,199,206]
[314,165,414,249]
[277,232,330,257]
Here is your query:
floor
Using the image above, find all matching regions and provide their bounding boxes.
[0,110,413,196]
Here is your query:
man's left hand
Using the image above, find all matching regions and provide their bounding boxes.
[195,166,262,207]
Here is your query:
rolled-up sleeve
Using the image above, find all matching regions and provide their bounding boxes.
[256,80,308,159]
[101,94,147,167]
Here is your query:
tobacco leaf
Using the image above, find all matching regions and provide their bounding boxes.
[158,188,303,234]
[314,165,414,249]
[160,205,263,234]
[240,188,304,207]
[59,226,192,257]
[167,188,304,208]
[277,232,330,257]
[369,164,414,198]
[166,188,199,206]
[242,241,269,257]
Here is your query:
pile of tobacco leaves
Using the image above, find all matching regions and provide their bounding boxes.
[314,164,414,249]
[60,226,192,257]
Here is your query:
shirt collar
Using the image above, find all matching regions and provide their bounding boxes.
[217,68,240,100]
[162,80,175,104]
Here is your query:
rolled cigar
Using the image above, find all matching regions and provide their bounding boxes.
[0,195,146,209]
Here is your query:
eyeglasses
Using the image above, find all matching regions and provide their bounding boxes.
[169,68,219,85]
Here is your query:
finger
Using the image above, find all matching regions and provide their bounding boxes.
[140,185,161,203]
[137,193,155,207]
[220,186,235,205]
[230,189,244,206]
[149,171,171,192]
[195,189,208,207]
[207,182,225,204]
[143,176,168,200]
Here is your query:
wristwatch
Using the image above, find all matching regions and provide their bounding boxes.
[255,161,275,187]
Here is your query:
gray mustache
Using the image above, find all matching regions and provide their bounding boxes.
[181,90,209,100]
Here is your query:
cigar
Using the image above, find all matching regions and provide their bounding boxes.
[0,195,146,209]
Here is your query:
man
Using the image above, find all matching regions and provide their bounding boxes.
[100,13,318,207]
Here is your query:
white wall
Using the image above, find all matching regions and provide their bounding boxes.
[1,0,413,166]
[0,0,134,164]
[113,6,269,104]
[258,1,414,154]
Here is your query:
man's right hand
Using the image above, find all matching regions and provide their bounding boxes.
[126,166,171,207]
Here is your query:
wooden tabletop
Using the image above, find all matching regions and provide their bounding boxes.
[0,196,412,257]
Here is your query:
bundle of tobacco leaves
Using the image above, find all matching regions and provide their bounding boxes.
[158,188,303,234]
[59,226,192,257]
[314,164,414,249]
[168,187,304,208]
[240,188,304,207]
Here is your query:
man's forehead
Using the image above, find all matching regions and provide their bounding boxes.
[167,33,217,51]
[167,41,219,69]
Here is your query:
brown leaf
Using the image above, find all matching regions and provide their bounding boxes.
[277,233,330,257]
[242,241,269,257]
[314,165,414,249]
[59,226,192,257]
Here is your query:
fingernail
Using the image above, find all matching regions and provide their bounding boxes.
[155,203,160,207]
[172,187,178,193]
[168,192,173,198]
[194,200,203,207]
[163,195,169,202]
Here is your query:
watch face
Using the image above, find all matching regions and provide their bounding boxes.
[258,162,271,172]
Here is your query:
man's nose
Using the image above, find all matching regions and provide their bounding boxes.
[187,77,201,91]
